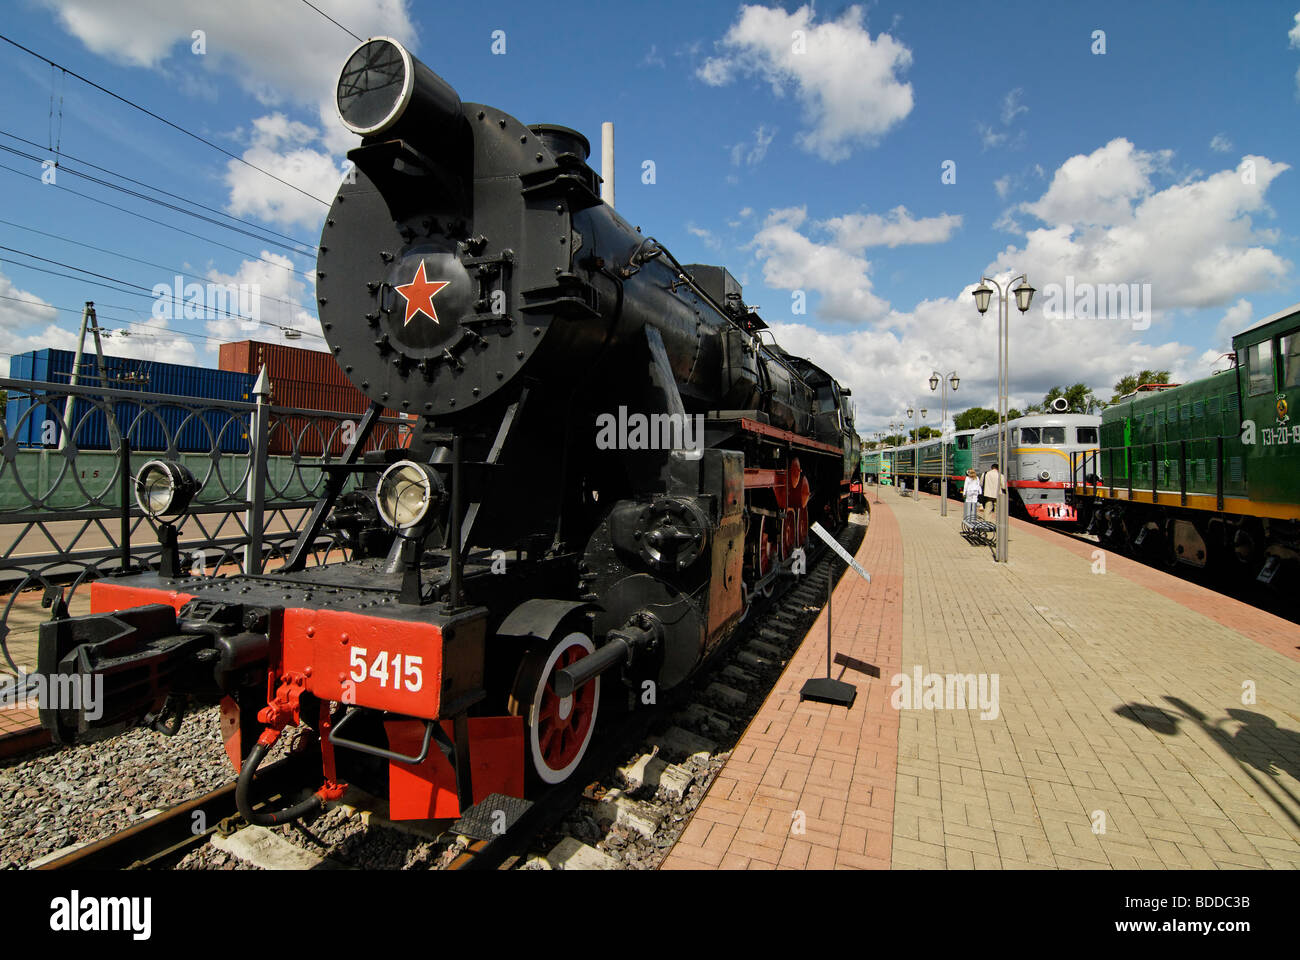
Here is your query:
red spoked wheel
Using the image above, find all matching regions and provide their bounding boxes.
[781,507,797,558]
[796,505,809,546]
[508,632,600,785]
[758,517,777,578]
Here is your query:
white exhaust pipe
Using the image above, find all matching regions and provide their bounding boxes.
[601,121,614,207]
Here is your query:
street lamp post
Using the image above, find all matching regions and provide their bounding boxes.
[905,406,927,501]
[873,431,885,503]
[929,370,959,517]
[972,275,1035,563]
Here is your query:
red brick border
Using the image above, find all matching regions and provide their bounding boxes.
[663,503,904,869]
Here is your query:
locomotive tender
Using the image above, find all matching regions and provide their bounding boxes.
[38,39,860,822]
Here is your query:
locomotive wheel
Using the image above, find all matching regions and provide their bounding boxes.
[758,517,777,578]
[796,505,809,546]
[781,508,797,559]
[508,631,600,786]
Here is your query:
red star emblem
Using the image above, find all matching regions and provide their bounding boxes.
[394,260,450,326]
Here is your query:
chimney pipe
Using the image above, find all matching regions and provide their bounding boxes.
[600,121,614,207]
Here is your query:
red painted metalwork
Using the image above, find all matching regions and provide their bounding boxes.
[280,608,444,720]
[735,416,843,456]
[89,581,194,615]
[386,716,525,820]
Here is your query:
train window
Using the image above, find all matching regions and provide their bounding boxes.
[1076,426,1098,444]
[1040,426,1066,444]
[1244,341,1274,395]
[1283,333,1300,389]
[1020,427,1039,443]
[956,435,970,449]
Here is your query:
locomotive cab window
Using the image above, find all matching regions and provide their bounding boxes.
[1040,426,1066,444]
[1283,333,1300,389]
[956,435,970,449]
[1076,426,1098,444]
[1241,341,1274,396]
[1019,427,1038,444]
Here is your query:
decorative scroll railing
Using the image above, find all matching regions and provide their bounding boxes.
[0,375,411,677]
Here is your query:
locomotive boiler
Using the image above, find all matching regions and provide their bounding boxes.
[38,38,860,822]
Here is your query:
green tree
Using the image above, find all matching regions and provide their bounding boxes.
[1043,382,1101,413]
[1111,370,1170,402]
[953,406,997,430]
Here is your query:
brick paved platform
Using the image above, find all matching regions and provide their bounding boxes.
[665,490,1300,870]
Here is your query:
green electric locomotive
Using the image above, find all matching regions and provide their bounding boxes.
[1074,303,1300,590]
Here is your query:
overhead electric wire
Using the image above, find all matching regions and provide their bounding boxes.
[0,217,324,318]
[300,1,363,42]
[0,129,318,254]
[0,140,317,257]
[0,33,330,208]
[0,246,320,338]
[0,291,323,349]
[0,161,299,273]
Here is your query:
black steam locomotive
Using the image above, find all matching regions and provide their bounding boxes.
[39,38,860,822]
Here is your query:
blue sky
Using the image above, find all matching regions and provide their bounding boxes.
[0,0,1297,434]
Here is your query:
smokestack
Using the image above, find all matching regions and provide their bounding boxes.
[601,121,614,207]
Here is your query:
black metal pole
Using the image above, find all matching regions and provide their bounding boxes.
[450,433,463,608]
[119,437,131,572]
[826,567,833,678]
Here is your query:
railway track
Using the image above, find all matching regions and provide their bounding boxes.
[34,753,316,870]
[24,514,869,871]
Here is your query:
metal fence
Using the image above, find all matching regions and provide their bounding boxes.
[0,374,411,676]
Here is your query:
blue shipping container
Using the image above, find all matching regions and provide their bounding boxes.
[5,349,255,453]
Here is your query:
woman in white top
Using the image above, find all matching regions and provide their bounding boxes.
[962,468,981,523]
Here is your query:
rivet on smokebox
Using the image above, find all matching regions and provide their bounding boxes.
[341,633,350,644]
[306,626,315,637]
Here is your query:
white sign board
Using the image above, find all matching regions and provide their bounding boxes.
[811,522,871,582]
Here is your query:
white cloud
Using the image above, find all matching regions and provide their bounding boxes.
[822,206,961,250]
[730,125,776,168]
[747,139,1291,428]
[1005,140,1291,311]
[752,207,888,321]
[686,223,722,251]
[698,4,913,161]
[37,0,417,107]
[1291,13,1300,97]
[1214,298,1253,349]
[223,114,350,229]
[1021,139,1170,227]
[1000,88,1028,126]
[1209,133,1233,153]
[0,270,59,333]
[201,252,323,349]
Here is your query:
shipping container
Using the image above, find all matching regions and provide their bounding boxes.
[5,349,255,453]
[219,343,406,456]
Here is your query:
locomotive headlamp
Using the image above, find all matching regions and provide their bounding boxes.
[376,460,445,534]
[973,282,993,314]
[135,460,197,522]
[336,37,462,140]
[1013,278,1036,314]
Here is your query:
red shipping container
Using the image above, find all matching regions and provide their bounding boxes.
[221,342,411,456]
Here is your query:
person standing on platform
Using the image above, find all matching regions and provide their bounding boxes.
[981,462,1003,519]
[962,468,981,523]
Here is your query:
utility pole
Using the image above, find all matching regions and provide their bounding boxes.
[60,301,118,449]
